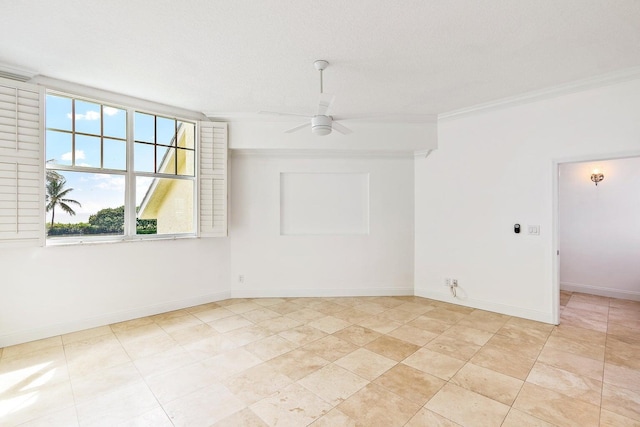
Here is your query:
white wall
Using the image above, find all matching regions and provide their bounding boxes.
[225,119,438,152]
[559,157,640,300]
[0,239,230,347]
[415,79,640,323]
[229,153,415,297]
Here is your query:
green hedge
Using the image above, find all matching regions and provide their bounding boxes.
[47,219,157,236]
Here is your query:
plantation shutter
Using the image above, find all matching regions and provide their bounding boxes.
[199,121,227,237]
[0,78,42,246]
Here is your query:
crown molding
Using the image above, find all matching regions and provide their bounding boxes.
[438,66,640,122]
[230,149,417,159]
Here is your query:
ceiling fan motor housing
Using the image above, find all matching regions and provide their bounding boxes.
[312,115,332,136]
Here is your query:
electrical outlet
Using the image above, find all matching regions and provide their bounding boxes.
[452,279,458,287]
[238,275,245,283]
[444,278,451,286]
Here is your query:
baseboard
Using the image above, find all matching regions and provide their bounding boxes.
[560,282,640,302]
[230,286,414,299]
[0,291,231,348]
[414,288,555,324]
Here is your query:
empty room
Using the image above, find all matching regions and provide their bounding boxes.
[0,1,639,426]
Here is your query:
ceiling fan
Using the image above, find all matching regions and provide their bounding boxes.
[260,60,352,136]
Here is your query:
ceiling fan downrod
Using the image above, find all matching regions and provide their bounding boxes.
[314,60,329,94]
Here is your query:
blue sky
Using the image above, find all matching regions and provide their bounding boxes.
[45,95,156,224]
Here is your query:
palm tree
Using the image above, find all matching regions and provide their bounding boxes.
[45,159,63,183]
[46,175,81,227]
[46,169,62,184]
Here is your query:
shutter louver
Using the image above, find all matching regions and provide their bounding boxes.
[0,79,42,246]
[199,121,227,237]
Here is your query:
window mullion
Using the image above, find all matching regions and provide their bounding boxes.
[193,122,200,236]
[71,99,76,166]
[125,107,136,238]
[100,105,104,169]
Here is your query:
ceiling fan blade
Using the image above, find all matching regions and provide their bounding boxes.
[285,122,311,133]
[259,110,311,118]
[332,121,352,135]
[316,93,335,116]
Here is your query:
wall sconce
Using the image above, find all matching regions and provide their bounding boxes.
[590,169,604,186]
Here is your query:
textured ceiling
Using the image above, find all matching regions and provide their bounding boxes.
[1,1,639,118]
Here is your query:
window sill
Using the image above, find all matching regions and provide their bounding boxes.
[45,234,198,247]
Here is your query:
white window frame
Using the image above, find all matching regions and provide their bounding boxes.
[44,91,199,244]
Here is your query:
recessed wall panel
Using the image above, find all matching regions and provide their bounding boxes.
[280,172,369,235]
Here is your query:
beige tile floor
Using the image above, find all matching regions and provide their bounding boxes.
[1,292,639,426]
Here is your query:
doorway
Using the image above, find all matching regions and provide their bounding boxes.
[554,155,640,326]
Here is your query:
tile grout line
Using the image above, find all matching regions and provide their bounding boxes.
[129,316,186,427]
[506,312,559,427]
[60,337,83,427]
[597,297,612,426]
[4,294,637,426]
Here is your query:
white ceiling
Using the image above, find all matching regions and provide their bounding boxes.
[2,1,639,119]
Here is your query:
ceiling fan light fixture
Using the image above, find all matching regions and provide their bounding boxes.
[260,60,352,136]
[311,115,332,136]
[312,126,332,136]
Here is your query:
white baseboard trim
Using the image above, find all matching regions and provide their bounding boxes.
[0,291,231,348]
[560,282,640,302]
[414,288,555,324]
[231,287,414,299]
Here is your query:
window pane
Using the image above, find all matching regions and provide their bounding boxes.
[45,97,199,242]
[103,106,126,139]
[177,148,194,176]
[136,177,193,235]
[46,130,72,166]
[75,135,101,168]
[156,146,175,174]
[177,122,195,149]
[157,117,175,145]
[74,100,101,135]
[46,170,125,238]
[134,112,154,143]
[104,138,126,170]
[134,143,154,172]
[46,95,72,131]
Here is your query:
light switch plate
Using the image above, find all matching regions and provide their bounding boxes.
[528,225,540,235]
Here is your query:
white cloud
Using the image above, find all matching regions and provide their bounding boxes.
[65,107,120,121]
[61,150,85,161]
[103,107,120,116]
[91,174,125,191]
[67,110,100,121]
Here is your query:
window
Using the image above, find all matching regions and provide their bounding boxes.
[134,112,195,235]
[45,93,197,240]
[0,76,226,248]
